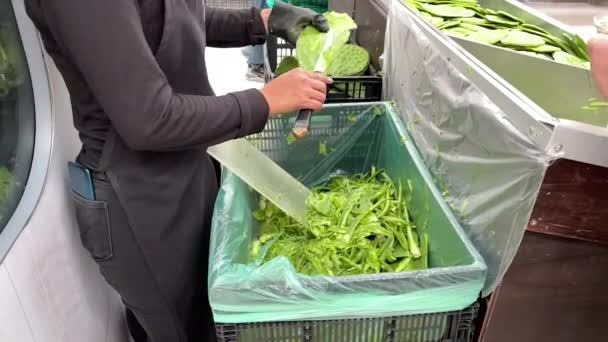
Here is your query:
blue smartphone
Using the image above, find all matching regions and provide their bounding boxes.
[68,161,96,200]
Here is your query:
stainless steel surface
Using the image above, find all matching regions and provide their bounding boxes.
[452,37,605,127]
[394,4,554,151]
[547,118,608,166]
[395,0,608,167]
[387,1,550,297]
[442,0,605,127]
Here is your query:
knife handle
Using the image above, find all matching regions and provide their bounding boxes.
[292,71,324,139]
[292,109,313,139]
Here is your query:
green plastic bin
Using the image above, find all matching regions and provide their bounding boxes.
[208,102,487,324]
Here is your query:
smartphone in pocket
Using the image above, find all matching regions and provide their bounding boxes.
[68,161,95,201]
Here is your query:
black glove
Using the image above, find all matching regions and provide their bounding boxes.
[269,2,329,46]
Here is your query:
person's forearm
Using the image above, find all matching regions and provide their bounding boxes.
[589,35,608,98]
[205,7,267,48]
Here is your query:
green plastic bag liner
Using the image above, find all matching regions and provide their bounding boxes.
[385,0,551,297]
[208,103,487,323]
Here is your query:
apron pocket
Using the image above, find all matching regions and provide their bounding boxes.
[71,192,114,261]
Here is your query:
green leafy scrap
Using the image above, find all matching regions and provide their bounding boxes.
[287,132,297,145]
[347,112,358,123]
[552,51,590,68]
[581,100,608,112]
[319,141,328,156]
[250,167,429,276]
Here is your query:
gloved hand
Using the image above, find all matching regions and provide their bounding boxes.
[269,1,329,46]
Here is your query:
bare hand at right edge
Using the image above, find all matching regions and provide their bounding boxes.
[589,35,608,98]
[259,68,333,117]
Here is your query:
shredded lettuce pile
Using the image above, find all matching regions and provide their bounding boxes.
[251,167,429,276]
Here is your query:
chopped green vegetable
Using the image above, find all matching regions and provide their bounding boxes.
[421,4,476,18]
[460,17,490,25]
[319,141,328,156]
[581,100,608,112]
[250,168,428,276]
[581,106,597,112]
[531,44,561,53]
[444,28,469,38]
[500,30,545,48]
[405,0,590,68]
[436,19,462,30]
[521,23,550,36]
[373,105,385,116]
[287,132,297,145]
[465,29,509,45]
[420,11,445,26]
[496,11,523,24]
[450,27,476,36]
[347,112,358,123]
[552,51,590,68]
[459,23,488,32]
[484,14,519,27]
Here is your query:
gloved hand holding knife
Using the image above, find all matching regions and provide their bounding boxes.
[258,2,333,136]
[265,1,334,138]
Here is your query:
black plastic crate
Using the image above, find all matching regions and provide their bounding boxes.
[264,36,383,103]
[206,0,254,8]
[215,303,479,342]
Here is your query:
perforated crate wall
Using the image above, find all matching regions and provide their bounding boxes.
[216,303,479,342]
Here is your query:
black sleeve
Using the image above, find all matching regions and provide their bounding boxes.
[39,0,269,151]
[205,7,267,48]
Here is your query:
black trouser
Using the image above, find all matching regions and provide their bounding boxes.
[71,175,217,342]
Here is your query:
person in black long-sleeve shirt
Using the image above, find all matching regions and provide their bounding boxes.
[24,1,330,341]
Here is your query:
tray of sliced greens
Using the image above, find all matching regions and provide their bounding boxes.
[405,0,590,68]
[397,0,607,128]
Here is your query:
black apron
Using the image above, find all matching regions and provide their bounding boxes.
[72,1,219,341]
